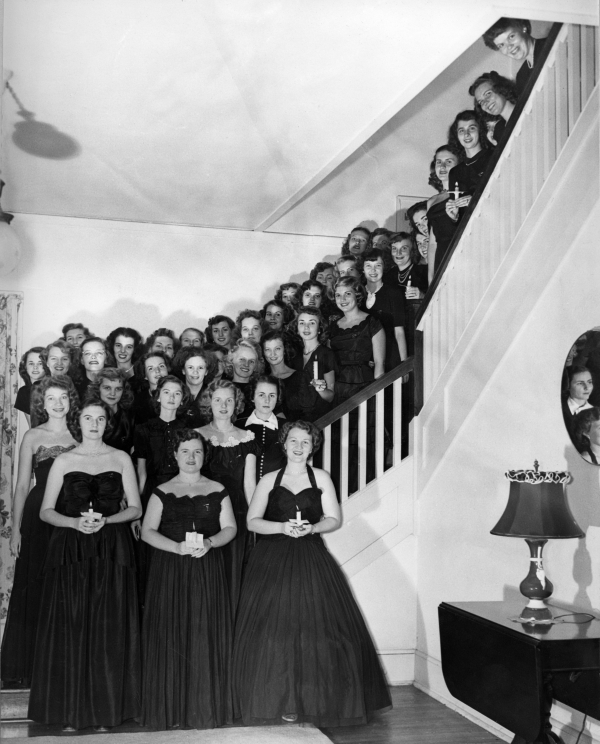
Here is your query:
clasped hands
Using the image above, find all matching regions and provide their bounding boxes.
[176,539,211,558]
[75,515,106,533]
[283,517,313,538]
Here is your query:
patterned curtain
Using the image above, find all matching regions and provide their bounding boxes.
[0,291,23,619]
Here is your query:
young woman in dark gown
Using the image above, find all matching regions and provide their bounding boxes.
[195,379,259,616]
[84,367,135,453]
[140,429,236,730]
[28,401,142,731]
[131,351,170,426]
[1,376,78,686]
[13,346,47,428]
[233,420,392,726]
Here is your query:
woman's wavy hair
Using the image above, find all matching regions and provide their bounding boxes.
[234,309,269,342]
[389,232,420,265]
[279,420,323,454]
[71,398,113,443]
[299,279,325,306]
[482,17,532,50]
[428,144,463,193]
[295,305,329,343]
[168,427,206,462]
[30,374,80,434]
[19,346,48,385]
[309,262,335,284]
[204,378,246,420]
[179,327,206,347]
[274,283,302,308]
[334,276,368,309]
[248,373,284,405]
[134,350,172,384]
[62,322,93,341]
[151,375,192,415]
[226,339,265,381]
[469,71,518,121]
[405,201,429,234]
[260,299,295,328]
[83,367,134,410]
[447,109,492,153]
[105,327,144,364]
[205,315,235,343]
[341,225,372,256]
[80,336,117,370]
[172,346,218,384]
[41,339,84,384]
[261,329,298,367]
[145,327,179,356]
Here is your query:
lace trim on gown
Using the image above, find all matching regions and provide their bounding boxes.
[206,430,256,448]
[34,444,76,466]
[331,315,378,336]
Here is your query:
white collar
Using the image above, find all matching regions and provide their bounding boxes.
[246,411,279,430]
[567,397,593,415]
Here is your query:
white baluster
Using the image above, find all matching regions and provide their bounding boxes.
[567,25,582,131]
[340,413,349,502]
[375,388,385,479]
[358,399,367,490]
[322,425,332,473]
[392,378,403,465]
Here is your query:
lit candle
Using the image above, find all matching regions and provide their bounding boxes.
[296,510,301,522]
[313,361,319,380]
[81,501,102,523]
[451,186,461,201]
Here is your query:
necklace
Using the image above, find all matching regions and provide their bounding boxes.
[303,343,319,357]
[397,264,412,285]
[210,421,234,433]
[76,443,108,457]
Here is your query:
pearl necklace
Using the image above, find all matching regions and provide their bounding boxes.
[75,443,109,457]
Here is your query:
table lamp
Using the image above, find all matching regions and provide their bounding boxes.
[490,462,584,624]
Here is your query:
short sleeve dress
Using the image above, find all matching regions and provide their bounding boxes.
[140,487,233,730]
[329,315,383,403]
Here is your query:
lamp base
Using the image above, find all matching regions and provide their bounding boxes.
[518,600,556,625]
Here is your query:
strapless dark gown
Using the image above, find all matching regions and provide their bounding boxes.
[28,471,140,729]
[233,467,392,726]
[140,488,233,730]
[1,444,75,685]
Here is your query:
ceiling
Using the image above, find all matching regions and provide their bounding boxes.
[1,0,595,234]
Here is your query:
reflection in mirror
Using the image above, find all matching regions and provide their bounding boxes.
[562,327,600,465]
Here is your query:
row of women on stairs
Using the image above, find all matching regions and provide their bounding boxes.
[4,374,391,731]
[405,17,547,285]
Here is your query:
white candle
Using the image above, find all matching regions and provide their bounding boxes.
[313,361,319,380]
[451,186,461,200]
[296,510,301,522]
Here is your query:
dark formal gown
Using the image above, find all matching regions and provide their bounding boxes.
[105,406,135,453]
[140,487,233,730]
[1,444,75,685]
[427,196,458,276]
[28,471,140,729]
[200,431,260,615]
[283,344,337,422]
[233,466,392,726]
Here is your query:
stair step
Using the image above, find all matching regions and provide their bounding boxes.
[1,689,30,720]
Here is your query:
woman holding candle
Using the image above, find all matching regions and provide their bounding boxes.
[195,379,259,615]
[2,376,78,687]
[140,429,236,730]
[28,400,142,731]
[233,420,391,726]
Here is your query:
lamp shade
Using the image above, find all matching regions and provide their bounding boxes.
[491,468,584,539]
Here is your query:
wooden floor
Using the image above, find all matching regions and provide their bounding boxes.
[2,686,501,742]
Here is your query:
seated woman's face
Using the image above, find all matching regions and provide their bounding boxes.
[569,371,593,403]
[47,345,71,376]
[144,355,168,389]
[212,322,232,348]
[114,335,135,366]
[363,257,385,283]
[391,239,413,268]
[416,233,429,260]
[241,317,262,344]
[456,119,481,152]
[151,335,175,359]
[265,304,285,331]
[44,386,70,419]
[99,378,124,408]
[297,313,319,342]
[232,349,257,380]
[211,387,236,419]
[26,352,46,382]
[337,260,360,279]
[181,329,203,348]
[263,338,285,367]
[434,149,459,185]
[184,355,207,388]
[253,382,278,417]
[158,380,184,412]
[65,327,86,347]
[334,286,358,314]
[176,438,204,473]
[316,267,335,289]
[302,285,322,308]
[284,426,313,462]
[474,81,507,118]
[412,210,428,236]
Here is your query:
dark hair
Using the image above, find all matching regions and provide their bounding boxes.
[299,279,325,303]
[389,232,420,265]
[361,248,387,266]
[295,305,328,342]
[145,328,179,356]
[261,298,295,329]
[205,315,235,343]
[573,406,600,453]
[234,309,268,342]
[482,17,532,50]
[279,420,323,454]
[261,329,297,367]
[18,346,48,386]
[179,327,206,346]
[62,322,92,340]
[406,201,429,233]
[341,226,372,256]
[447,109,492,153]
[72,398,113,443]
[106,327,144,363]
[152,375,191,415]
[429,144,463,192]
[30,374,80,434]
[469,72,518,121]
[83,367,134,410]
[334,276,367,308]
[371,227,392,242]
[168,427,205,462]
[134,350,172,384]
[309,262,335,283]
[565,365,593,391]
[203,342,229,356]
[274,282,302,310]
[249,374,283,404]
[227,339,265,380]
[172,346,218,382]
[204,378,246,419]
[80,336,116,371]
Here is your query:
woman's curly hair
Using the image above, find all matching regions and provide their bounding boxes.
[428,144,463,193]
[340,226,372,256]
[168,427,206,462]
[248,374,284,405]
[261,298,295,329]
[144,327,179,356]
[172,346,219,384]
[30,374,80,434]
[71,398,113,443]
[41,339,84,384]
[62,322,93,341]
[482,18,532,50]
[83,367,134,410]
[447,109,492,153]
[274,283,301,308]
[18,347,48,385]
[106,327,144,364]
[334,276,368,309]
[204,379,247,420]
[406,201,429,234]
[226,339,265,381]
[261,329,298,367]
[278,420,323,454]
[468,71,518,121]
[134,350,172,384]
[233,309,270,343]
[295,305,329,343]
[151,375,192,416]
[205,315,235,344]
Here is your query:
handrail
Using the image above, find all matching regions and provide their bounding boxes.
[313,356,414,430]
[415,22,563,326]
